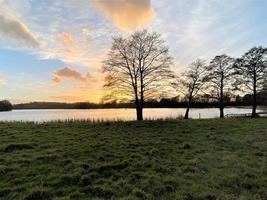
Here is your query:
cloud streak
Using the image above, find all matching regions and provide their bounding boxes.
[0,14,39,47]
[153,0,265,70]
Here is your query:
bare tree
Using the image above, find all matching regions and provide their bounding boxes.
[103,30,173,120]
[204,55,235,118]
[234,47,267,118]
[173,59,207,119]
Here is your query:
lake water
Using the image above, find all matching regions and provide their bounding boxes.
[0,107,266,122]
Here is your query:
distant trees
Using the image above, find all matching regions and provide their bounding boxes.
[205,55,235,118]
[234,47,267,117]
[0,100,12,112]
[103,30,173,120]
[173,60,207,119]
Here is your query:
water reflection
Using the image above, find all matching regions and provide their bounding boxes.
[0,107,265,122]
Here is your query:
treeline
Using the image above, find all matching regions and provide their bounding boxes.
[13,92,266,110]
[0,100,13,112]
[13,102,134,109]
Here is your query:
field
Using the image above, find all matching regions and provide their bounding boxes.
[0,119,266,200]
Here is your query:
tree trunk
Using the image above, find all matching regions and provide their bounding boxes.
[252,69,257,118]
[135,99,143,121]
[219,95,224,118]
[139,64,144,121]
[219,99,224,118]
[184,95,192,119]
[219,106,224,118]
[136,106,143,121]
[219,74,224,118]
[252,88,257,118]
[184,106,190,119]
[133,86,143,121]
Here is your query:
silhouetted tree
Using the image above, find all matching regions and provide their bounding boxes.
[234,47,267,117]
[0,100,12,111]
[173,59,207,119]
[205,55,235,118]
[103,30,173,120]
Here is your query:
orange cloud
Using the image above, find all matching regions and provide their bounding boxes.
[52,67,91,84]
[94,0,155,31]
[52,76,62,84]
[43,31,103,69]
[50,66,105,102]
[58,32,75,51]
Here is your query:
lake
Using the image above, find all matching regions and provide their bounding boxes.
[0,107,266,122]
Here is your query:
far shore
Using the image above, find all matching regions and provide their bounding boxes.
[10,105,267,110]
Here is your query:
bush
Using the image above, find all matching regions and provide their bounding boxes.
[0,100,12,112]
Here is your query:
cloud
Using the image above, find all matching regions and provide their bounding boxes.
[0,79,5,85]
[42,32,85,65]
[0,14,39,47]
[154,0,257,70]
[94,0,155,31]
[52,67,92,84]
[58,32,75,51]
[51,66,104,102]
[82,28,91,37]
[0,1,107,69]
[52,76,62,84]
[40,31,104,69]
[1,0,267,103]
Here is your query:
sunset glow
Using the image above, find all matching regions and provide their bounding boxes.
[0,0,267,103]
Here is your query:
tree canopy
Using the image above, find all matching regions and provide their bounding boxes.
[103,30,174,120]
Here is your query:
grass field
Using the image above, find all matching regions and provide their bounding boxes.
[0,119,266,200]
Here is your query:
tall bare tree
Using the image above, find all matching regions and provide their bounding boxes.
[173,59,207,119]
[103,30,173,120]
[234,46,267,117]
[205,55,235,118]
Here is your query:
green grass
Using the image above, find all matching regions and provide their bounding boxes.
[0,118,266,200]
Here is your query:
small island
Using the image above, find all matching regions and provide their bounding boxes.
[0,100,13,112]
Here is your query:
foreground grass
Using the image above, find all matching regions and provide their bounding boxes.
[0,119,266,200]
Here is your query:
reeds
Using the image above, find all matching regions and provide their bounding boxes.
[0,114,184,124]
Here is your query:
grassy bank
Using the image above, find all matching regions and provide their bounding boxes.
[0,119,266,200]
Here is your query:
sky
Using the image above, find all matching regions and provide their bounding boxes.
[0,0,267,104]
